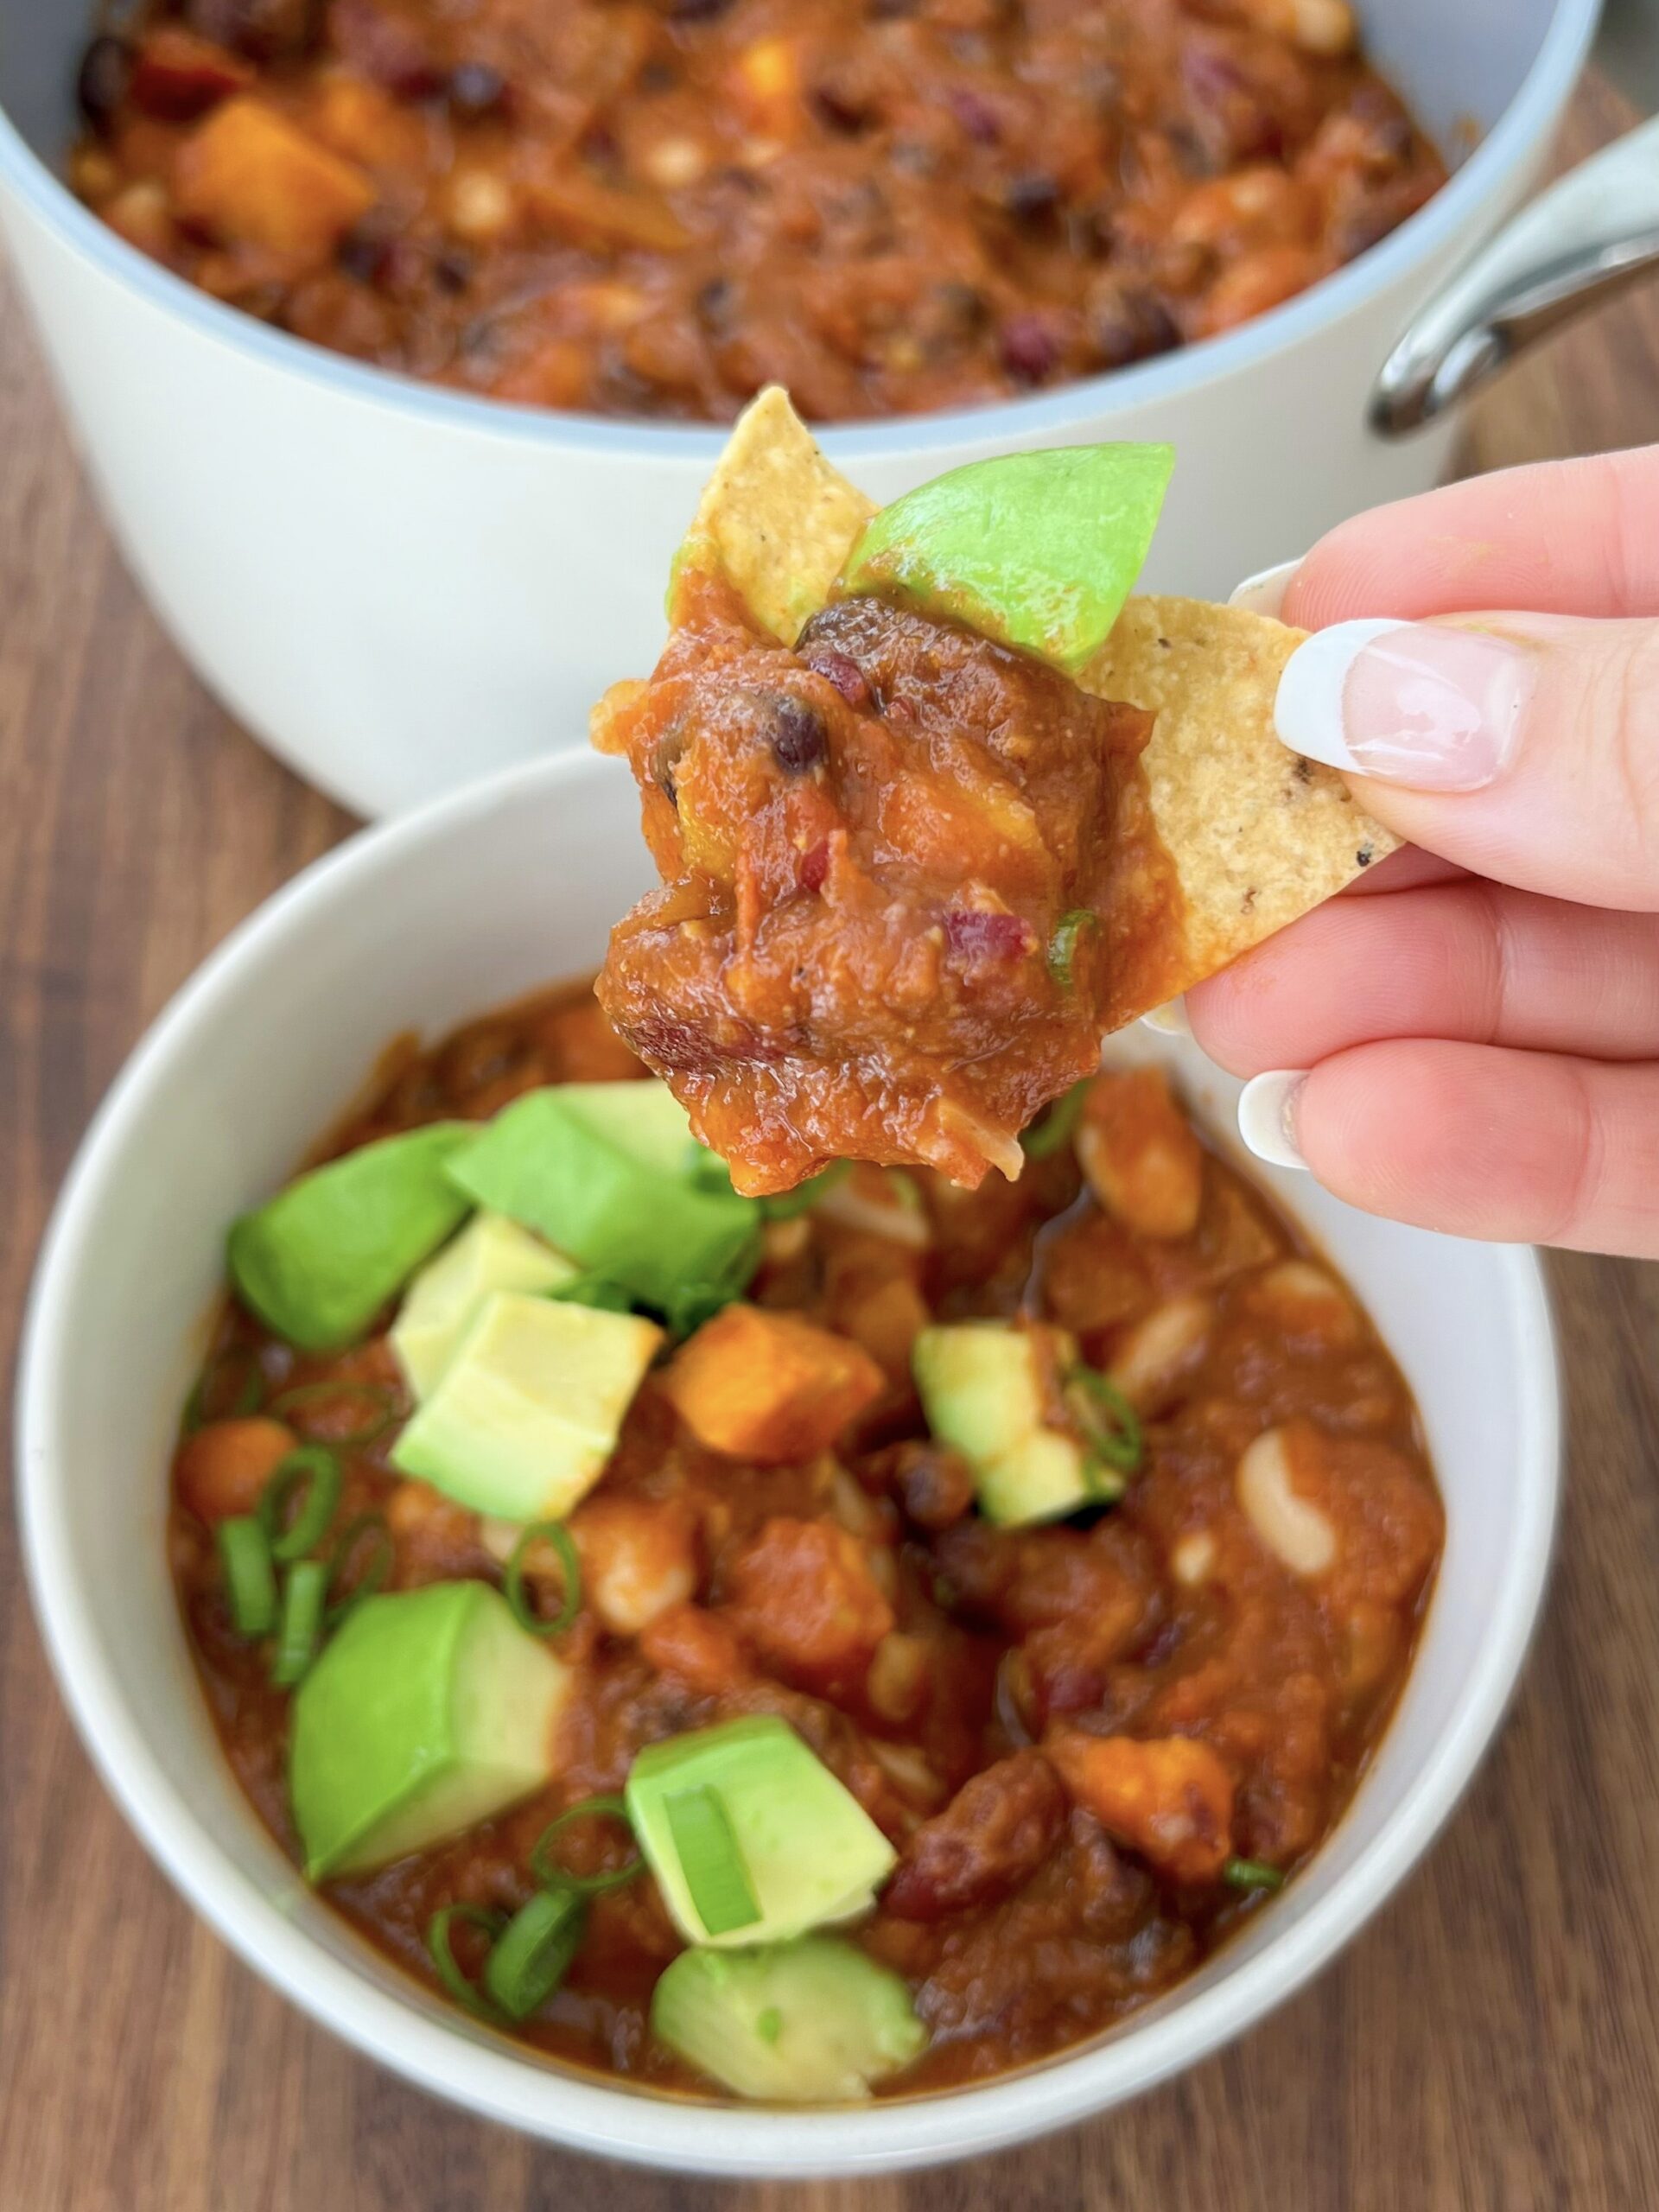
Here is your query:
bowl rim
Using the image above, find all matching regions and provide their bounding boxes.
[0,0,1599,465]
[16,747,1561,2177]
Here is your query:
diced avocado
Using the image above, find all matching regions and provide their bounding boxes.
[626,1716,896,1948]
[391,1211,577,1399]
[229,1122,475,1353]
[290,1581,569,1879]
[651,1936,925,2103]
[838,443,1175,676]
[447,1083,761,1314]
[913,1321,1097,1527]
[390,1290,662,1520]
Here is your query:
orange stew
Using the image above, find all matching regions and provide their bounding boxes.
[170,977,1441,2094]
[73,1,1444,422]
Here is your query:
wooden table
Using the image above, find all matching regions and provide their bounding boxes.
[4,71,1659,2212]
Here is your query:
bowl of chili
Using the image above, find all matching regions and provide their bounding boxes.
[17,745,1559,2172]
[0,0,1605,816]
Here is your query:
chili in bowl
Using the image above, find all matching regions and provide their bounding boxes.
[17,747,1559,2170]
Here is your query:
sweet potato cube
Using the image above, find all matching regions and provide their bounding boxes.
[174,97,374,258]
[664,1304,883,1463]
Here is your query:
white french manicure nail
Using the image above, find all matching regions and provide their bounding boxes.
[1229,559,1302,620]
[1140,999,1191,1037]
[1274,620,1408,774]
[1238,1071,1309,1172]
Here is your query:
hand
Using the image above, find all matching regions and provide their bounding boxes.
[1187,444,1659,1259]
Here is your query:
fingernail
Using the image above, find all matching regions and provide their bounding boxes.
[1275,620,1536,792]
[1238,1071,1308,1171]
[1229,558,1301,620]
[1140,999,1191,1037]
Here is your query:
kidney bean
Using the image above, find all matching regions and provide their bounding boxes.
[1003,172,1059,224]
[998,312,1060,384]
[798,839,830,893]
[890,1440,976,1530]
[947,87,1001,144]
[944,909,1032,962]
[327,0,441,95]
[801,645,871,709]
[765,695,828,774]
[77,37,133,134]
[885,1751,1067,1918]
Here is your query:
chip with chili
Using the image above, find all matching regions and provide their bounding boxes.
[594,390,1391,1193]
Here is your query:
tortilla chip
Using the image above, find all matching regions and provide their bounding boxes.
[677,386,874,648]
[677,389,1393,1007]
[1086,600,1398,990]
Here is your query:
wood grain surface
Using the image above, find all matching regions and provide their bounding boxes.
[5,71,1659,2212]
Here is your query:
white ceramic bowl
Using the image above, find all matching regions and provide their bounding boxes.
[16,751,1559,2177]
[0,0,1599,816]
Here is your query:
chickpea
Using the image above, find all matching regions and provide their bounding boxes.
[175,1417,296,1524]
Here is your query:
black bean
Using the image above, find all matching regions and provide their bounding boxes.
[433,247,474,293]
[696,277,735,333]
[765,695,828,774]
[811,83,869,134]
[1090,287,1179,372]
[1004,172,1060,224]
[77,36,133,134]
[336,223,392,284]
[448,61,507,120]
[999,312,1060,384]
[803,647,871,710]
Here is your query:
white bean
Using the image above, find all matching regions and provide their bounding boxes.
[1110,1294,1212,1411]
[1236,1427,1337,1576]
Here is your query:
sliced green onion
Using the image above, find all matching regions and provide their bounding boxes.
[761,1159,852,1220]
[1021,1081,1088,1160]
[268,1379,400,1449]
[257,1445,343,1562]
[217,1516,278,1637]
[1046,909,1099,991]
[1065,1366,1143,1478]
[504,1520,581,1637]
[548,1274,637,1315]
[182,1348,265,1434]
[324,1511,394,1629]
[530,1794,645,1896]
[664,1784,760,1936]
[427,1903,507,2020]
[1222,1856,1286,1893]
[482,1888,588,2020]
[270,1559,328,1687]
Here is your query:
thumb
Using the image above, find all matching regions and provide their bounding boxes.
[1274,613,1659,912]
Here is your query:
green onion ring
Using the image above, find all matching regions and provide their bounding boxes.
[504,1520,581,1638]
[1020,1082,1088,1161]
[182,1348,265,1434]
[270,1559,328,1687]
[1222,1856,1286,1893]
[664,1783,760,1936]
[217,1516,278,1638]
[324,1512,394,1629]
[1065,1366,1143,1477]
[530,1794,645,1896]
[257,1445,343,1563]
[268,1379,400,1449]
[426,1904,508,2020]
[482,1889,588,2020]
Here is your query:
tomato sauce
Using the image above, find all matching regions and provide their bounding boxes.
[169,976,1442,2094]
[72,0,1444,422]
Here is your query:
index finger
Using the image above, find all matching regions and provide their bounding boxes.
[1286,446,1659,629]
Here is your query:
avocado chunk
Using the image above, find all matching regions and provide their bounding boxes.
[838,443,1174,676]
[626,1716,896,1948]
[290,1581,569,1879]
[651,1936,926,2103]
[390,1290,663,1520]
[447,1082,761,1315]
[913,1321,1114,1527]
[228,1122,475,1354]
[391,1211,577,1399]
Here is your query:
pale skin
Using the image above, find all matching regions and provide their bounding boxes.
[1188,443,1659,1260]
